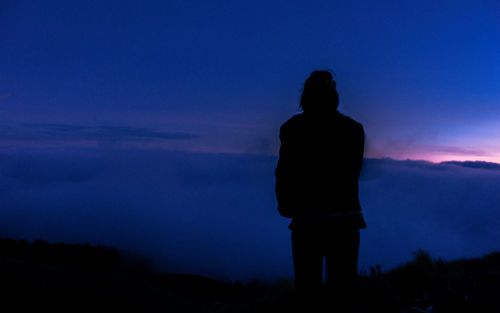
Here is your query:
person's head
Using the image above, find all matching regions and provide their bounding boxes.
[299,70,339,113]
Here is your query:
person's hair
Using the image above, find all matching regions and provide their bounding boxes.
[299,70,339,112]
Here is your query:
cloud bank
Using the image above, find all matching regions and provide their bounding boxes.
[0,123,199,150]
[1,148,500,283]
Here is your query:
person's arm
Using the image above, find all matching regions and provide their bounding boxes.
[355,124,365,178]
[275,124,295,218]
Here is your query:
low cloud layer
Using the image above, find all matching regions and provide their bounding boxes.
[1,149,500,283]
[0,123,199,148]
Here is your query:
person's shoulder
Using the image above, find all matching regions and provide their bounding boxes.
[337,112,364,132]
[279,113,306,141]
[280,113,305,132]
[282,113,305,126]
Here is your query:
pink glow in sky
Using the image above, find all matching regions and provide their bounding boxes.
[1,1,499,164]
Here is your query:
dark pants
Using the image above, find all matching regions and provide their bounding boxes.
[291,226,360,311]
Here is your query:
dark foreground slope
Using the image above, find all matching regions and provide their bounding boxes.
[1,238,500,313]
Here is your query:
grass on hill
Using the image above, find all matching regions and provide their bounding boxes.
[1,238,500,313]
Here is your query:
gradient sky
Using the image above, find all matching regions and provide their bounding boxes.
[1,0,500,162]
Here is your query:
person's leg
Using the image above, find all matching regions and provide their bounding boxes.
[291,228,324,310]
[324,229,360,312]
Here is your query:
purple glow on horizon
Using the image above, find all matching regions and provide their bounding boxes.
[1,0,499,162]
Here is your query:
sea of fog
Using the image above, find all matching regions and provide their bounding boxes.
[1,148,500,283]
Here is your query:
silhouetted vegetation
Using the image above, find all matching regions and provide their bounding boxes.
[1,238,500,312]
[354,249,500,313]
[0,238,120,270]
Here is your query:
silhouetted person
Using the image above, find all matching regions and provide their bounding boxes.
[275,70,366,312]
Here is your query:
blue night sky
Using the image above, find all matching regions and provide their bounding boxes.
[2,0,499,161]
[1,1,500,282]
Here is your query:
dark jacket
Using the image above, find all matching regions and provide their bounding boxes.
[275,110,366,230]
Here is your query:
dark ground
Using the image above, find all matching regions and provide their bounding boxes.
[1,238,500,313]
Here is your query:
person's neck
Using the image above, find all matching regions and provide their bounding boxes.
[304,108,338,115]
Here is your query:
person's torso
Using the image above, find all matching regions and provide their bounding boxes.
[282,111,362,214]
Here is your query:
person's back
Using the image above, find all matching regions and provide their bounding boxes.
[275,70,366,312]
[276,110,365,224]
